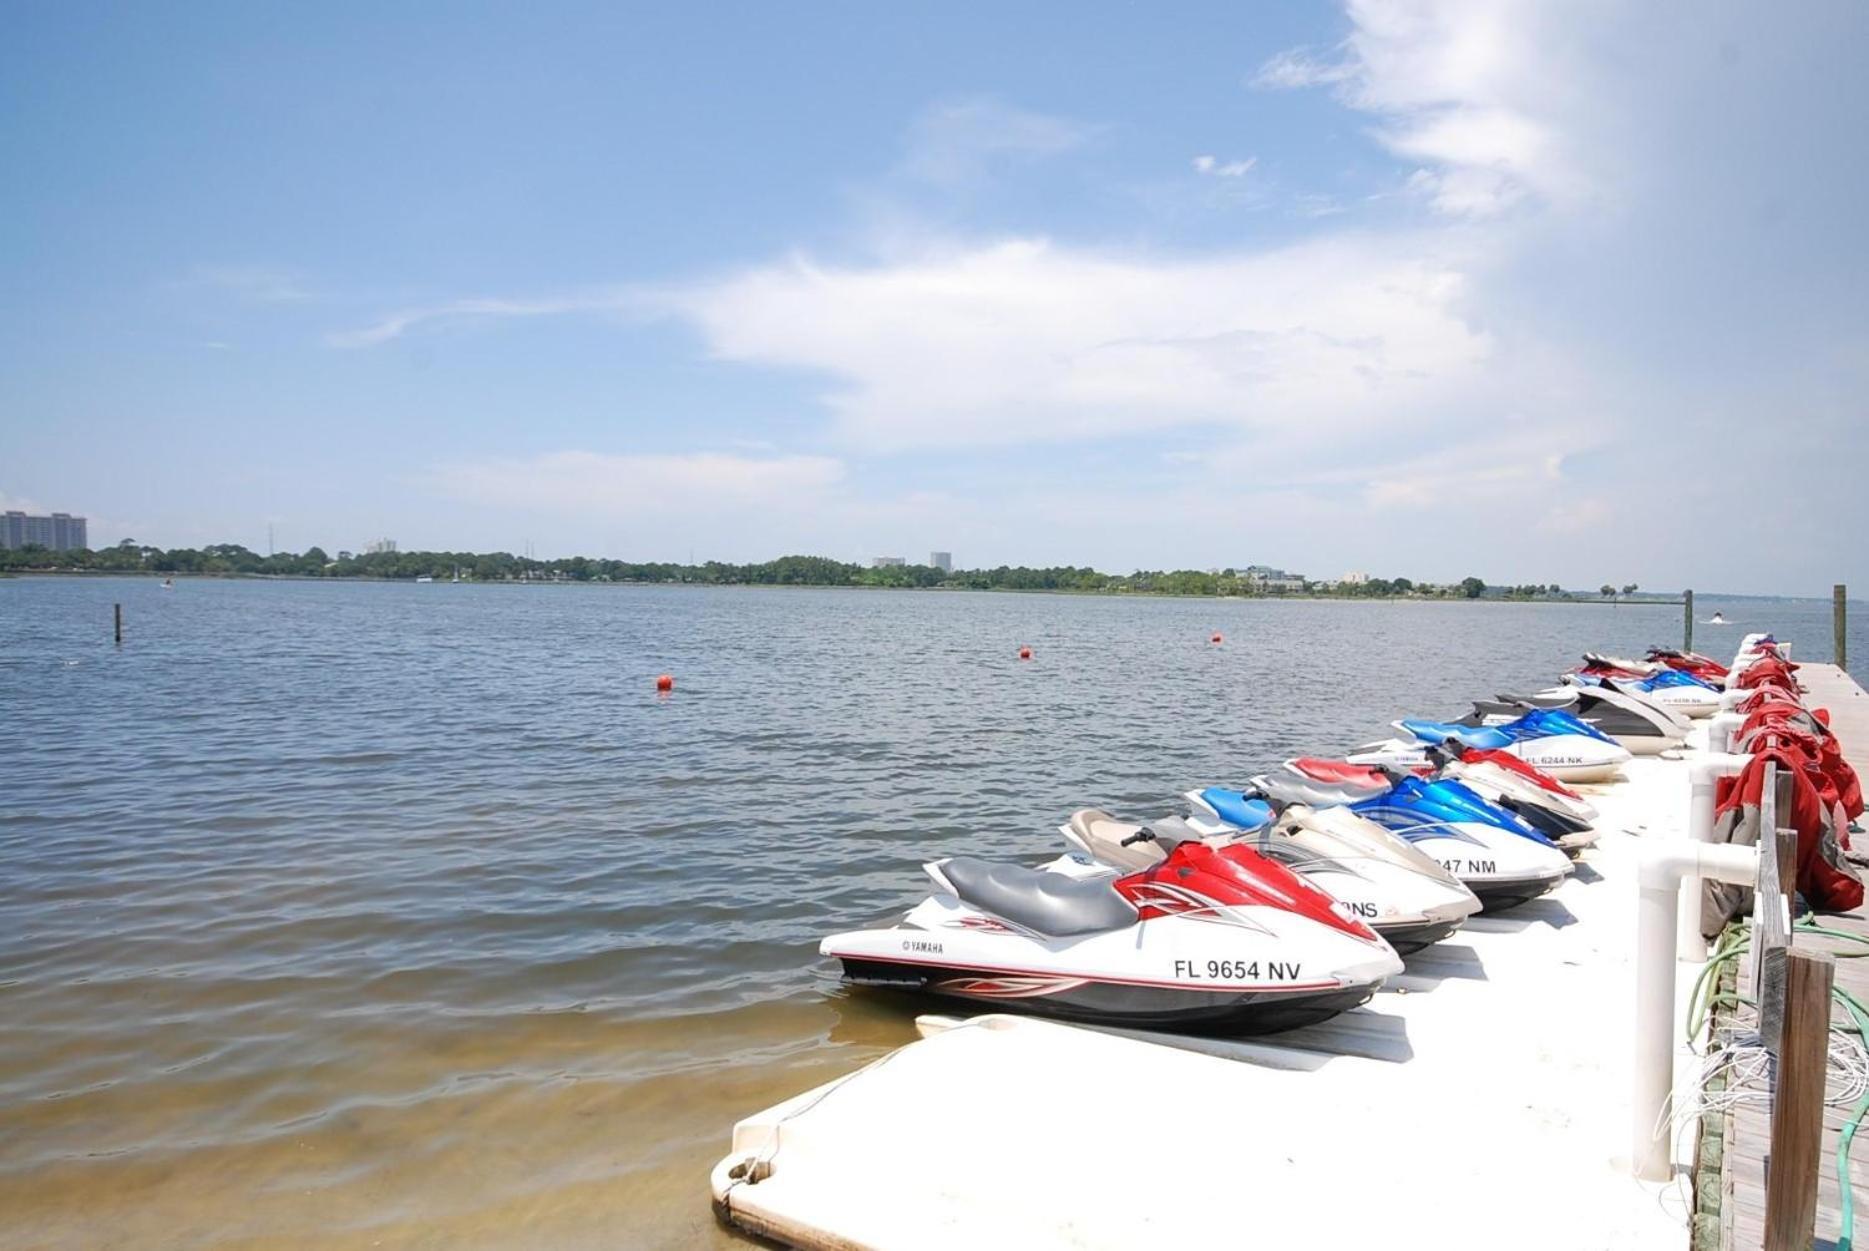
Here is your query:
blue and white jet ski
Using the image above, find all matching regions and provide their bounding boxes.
[1353,707,1631,783]
[1581,668,1721,719]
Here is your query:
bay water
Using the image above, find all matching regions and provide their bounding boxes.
[1,578,1855,1248]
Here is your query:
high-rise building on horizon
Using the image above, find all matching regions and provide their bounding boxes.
[364,538,398,554]
[1,511,87,552]
[871,555,906,568]
[929,550,952,572]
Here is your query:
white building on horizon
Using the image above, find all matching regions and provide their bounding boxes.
[0,511,87,551]
[364,538,398,554]
[871,556,906,568]
[1340,570,1370,585]
[929,551,952,572]
[1243,564,1306,592]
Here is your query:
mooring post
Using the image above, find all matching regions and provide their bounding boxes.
[1763,948,1835,1251]
[1836,583,1848,671]
[1754,764,1791,1054]
[114,602,122,646]
[1684,588,1693,652]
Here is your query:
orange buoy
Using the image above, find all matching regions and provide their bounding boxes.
[655,674,674,692]
[1211,633,1223,644]
[1018,646,1033,661]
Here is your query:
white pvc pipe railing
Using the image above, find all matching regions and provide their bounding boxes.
[1706,712,1744,754]
[1633,839,1761,1182]
[1678,753,1752,961]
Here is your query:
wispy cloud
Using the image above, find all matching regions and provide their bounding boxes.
[327,293,633,348]
[1192,155,1257,178]
[899,96,1100,189]
[185,266,312,303]
[1250,46,1356,90]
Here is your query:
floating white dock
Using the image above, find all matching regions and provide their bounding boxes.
[710,737,1739,1249]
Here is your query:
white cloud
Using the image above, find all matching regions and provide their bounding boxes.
[659,234,1492,451]
[421,451,846,518]
[1192,155,1257,178]
[1254,0,1595,217]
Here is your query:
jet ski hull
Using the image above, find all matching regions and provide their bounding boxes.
[1499,738,1628,782]
[832,952,1379,1034]
[1378,915,1468,954]
[1464,874,1566,912]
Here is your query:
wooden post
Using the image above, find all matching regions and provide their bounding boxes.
[1684,588,1694,652]
[114,602,122,645]
[1755,763,1792,1054]
[1763,948,1836,1251]
[1836,584,1848,672]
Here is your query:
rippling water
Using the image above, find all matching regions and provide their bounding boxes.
[1,577,1856,1248]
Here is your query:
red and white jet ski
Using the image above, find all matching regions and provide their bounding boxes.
[821,840,1402,1035]
[1057,809,1480,955]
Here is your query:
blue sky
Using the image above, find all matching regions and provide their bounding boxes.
[3,1,1865,593]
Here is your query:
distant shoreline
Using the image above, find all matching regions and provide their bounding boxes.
[2,569,1694,606]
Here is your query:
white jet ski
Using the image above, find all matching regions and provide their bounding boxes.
[821,841,1403,1035]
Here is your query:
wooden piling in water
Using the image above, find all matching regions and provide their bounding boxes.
[1835,584,1847,671]
[114,603,122,645]
[1684,589,1693,652]
[1763,948,1836,1251]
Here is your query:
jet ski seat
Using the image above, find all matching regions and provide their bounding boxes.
[1287,757,1394,787]
[1066,809,1191,871]
[1247,773,1381,810]
[938,858,1138,937]
[1397,719,1514,751]
[1190,788,1275,831]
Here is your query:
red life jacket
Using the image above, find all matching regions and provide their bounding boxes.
[1708,744,1864,923]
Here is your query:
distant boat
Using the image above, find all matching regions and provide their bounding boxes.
[415,575,434,584]
[160,578,175,590]
[1708,611,1728,625]
[451,565,463,584]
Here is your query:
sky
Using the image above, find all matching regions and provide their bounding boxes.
[2,1,1866,594]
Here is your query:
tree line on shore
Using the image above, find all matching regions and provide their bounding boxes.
[0,541,1652,600]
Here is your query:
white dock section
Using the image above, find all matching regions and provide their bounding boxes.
[711,748,1723,1249]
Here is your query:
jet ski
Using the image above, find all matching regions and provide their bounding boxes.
[1355,709,1631,783]
[1282,754,1598,855]
[1061,808,1479,955]
[1579,651,1662,678]
[1190,776,1571,911]
[1583,668,1721,718]
[820,840,1403,1034]
[1463,683,1688,755]
[1644,647,1730,685]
